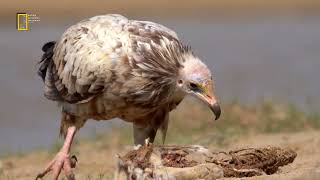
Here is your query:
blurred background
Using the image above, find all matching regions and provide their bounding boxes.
[0,0,320,156]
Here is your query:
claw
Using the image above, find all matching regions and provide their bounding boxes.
[70,155,78,168]
[35,173,44,180]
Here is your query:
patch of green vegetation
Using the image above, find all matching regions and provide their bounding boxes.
[47,135,81,156]
[308,113,320,129]
[48,139,64,155]
[258,101,320,133]
[0,147,27,159]
[116,124,134,146]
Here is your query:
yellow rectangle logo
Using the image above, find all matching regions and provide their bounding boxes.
[17,13,29,31]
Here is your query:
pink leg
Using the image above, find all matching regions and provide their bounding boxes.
[36,126,77,180]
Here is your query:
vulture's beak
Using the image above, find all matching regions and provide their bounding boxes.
[195,84,221,120]
[210,102,221,120]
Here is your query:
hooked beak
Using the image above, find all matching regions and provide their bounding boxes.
[194,90,221,120]
[210,102,221,120]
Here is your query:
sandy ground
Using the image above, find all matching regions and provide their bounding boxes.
[1,130,319,180]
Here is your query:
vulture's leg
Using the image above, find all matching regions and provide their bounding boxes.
[36,126,77,180]
[133,123,157,145]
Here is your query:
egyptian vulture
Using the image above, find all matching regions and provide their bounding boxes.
[36,14,221,180]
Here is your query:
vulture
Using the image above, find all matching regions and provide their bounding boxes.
[36,14,221,179]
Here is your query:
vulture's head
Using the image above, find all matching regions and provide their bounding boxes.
[177,53,221,120]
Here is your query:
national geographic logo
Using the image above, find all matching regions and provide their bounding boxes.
[16,13,40,31]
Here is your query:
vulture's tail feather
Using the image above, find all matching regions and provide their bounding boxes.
[38,41,56,81]
[38,41,62,101]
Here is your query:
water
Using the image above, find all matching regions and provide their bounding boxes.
[0,16,319,154]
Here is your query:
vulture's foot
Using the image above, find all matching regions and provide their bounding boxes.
[36,126,77,180]
[36,152,77,180]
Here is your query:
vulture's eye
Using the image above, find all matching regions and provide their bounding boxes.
[189,82,199,91]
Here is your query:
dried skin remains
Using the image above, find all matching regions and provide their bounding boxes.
[118,144,297,179]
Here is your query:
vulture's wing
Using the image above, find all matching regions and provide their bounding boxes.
[43,14,181,104]
[45,14,130,103]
